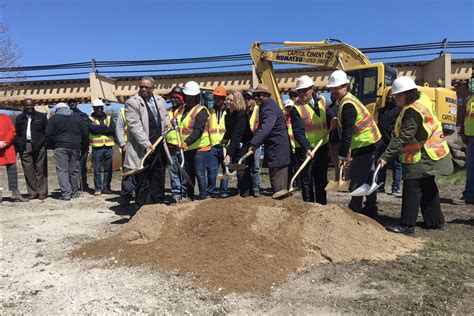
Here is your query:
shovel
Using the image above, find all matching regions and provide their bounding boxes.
[226,150,254,171]
[272,137,325,199]
[350,163,383,197]
[217,147,236,180]
[325,166,351,192]
[122,127,172,177]
[174,119,194,187]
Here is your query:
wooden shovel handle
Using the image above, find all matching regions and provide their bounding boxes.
[289,136,325,190]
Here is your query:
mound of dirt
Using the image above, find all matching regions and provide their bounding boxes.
[73,197,422,293]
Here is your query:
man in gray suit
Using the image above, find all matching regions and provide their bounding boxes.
[124,76,172,210]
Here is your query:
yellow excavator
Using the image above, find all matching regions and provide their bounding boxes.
[250,39,457,135]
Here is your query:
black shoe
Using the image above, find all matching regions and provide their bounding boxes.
[386,225,416,237]
[58,196,71,201]
[120,195,131,205]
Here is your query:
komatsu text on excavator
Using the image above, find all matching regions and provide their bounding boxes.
[250,39,457,134]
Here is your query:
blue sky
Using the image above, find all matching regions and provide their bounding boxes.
[2,0,473,68]
[1,0,473,113]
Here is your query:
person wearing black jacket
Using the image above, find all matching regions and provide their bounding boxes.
[376,93,402,196]
[68,98,90,192]
[15,98,48,200]
[249,84,291,194]
[328,70,382,218]
[222,90,255,197]
[291,76,337,205]
[46,103,88,200]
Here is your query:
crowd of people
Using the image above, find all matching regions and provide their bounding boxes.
[1,71,472,237]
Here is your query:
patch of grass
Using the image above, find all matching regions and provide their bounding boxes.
[438,170,466,185]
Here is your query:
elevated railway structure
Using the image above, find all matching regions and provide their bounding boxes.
[0,54,472,113]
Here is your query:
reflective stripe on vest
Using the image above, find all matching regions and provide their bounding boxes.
[337,92,381,149]
[178,105,211,151]
[249,105,259,133]
[395,95,450,164]
[166,109,180,145]
[120,107,128,143]
[207,109,226,146]
[294,96,328,148]
[286,116,296,153]
[464,95,474,136]
[89,115,114,147]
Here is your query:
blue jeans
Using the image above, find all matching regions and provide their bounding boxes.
[92,146,113,191]
[251,146,262,193]
[463,136,474,201]
[207,146,229,196]
[169,147,186,198]
[184,149,209,199]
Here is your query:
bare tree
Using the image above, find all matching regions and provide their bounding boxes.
[0,21,24,110]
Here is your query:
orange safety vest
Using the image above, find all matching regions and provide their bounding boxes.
[294,96,328,148]
[178,105,211,151]
[395,94,450,164]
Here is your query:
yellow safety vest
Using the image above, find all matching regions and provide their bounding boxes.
[294,96,328,148]
[464,95,474,136]
[249,105,260,133]
[286,115,296,153]
[166,109,180,146]
[120,107,128,143]
[395,95,450,164]
[207,109,227,146]
[179,105,211,151]
[89,115,115,147]
[337,92,381,149]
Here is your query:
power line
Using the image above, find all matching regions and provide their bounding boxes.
[1,40,472,73]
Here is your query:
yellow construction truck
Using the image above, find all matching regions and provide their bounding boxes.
[250,39,457,135]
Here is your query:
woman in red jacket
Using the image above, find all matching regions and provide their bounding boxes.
[0,114,28,202]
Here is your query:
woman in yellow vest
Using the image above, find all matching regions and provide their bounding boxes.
[292,75,335,204]
[207,86,230,198]
[379,76,453,236]
[328,70,381,217]
[178,81,212,200]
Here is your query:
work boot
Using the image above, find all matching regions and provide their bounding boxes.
[11,191,28,202]
[386,224,416,237]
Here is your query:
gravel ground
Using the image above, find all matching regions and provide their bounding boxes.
[1,160,473,314]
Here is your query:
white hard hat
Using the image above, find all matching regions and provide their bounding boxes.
[183,81,201,96]
[92,99,105,107]
[391,76,418,95]
[295,75,314,90]
[327,70,350,88]
[55,102,69,109]
[284,99,295,107]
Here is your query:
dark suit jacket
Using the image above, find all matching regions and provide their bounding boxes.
[14,111,48,152]
[250,98,290,168]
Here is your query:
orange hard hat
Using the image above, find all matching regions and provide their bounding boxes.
[213,86,227,97]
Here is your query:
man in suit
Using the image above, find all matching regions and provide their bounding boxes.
[249,84,291,194]
[124,76,172,210]
[15,99,48,200]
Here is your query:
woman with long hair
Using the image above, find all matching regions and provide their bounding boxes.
[222,90,255,197]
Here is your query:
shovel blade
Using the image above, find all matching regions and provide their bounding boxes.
[350,184,370,196]
[226,164,248,171]
[337,180,351,192]
[122,167,145,178]
[365,182,384,196]
[325,180,339,192]
[272,189,291,199]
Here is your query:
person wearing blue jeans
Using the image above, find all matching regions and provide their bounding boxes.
[251,145,262,196]
[376,142,402,196]
[92,146,113,194]
[183,149,209,200]
[169,146,186,200]
[207,146,230,197]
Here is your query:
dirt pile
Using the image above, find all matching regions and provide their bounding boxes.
[73,197,422,293]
